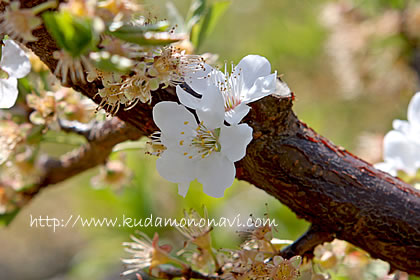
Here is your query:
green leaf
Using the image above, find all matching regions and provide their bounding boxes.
[0,209,20,227]
[18,77,33,93]
[110,31,183,46]
[387,0,406,9]
[0,68,9,79]
[107,21,183,46]
[109,30,182,46]
[26,125,44,145]
[42,11,97,57]
[187,0,207,31]
[108,20,170,33]
[90,51,134,74]
[191,1,230,51]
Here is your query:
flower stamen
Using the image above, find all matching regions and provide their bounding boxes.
[190,123,220,159]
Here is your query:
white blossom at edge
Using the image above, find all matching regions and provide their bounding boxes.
[0,40,31,108]
[375,92,420,176]
[152,90,253,198]
[176,54,280,124]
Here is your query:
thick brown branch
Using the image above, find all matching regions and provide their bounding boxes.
[2,0,420,275]
[237,96,420,274]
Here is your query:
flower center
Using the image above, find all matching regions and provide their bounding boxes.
[210,63,243,112]
[183,121,220,159]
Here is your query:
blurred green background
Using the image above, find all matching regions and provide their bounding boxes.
[0,0,418,279]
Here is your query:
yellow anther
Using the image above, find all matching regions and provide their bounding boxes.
[189,156,193,159]
[184,152,188,156]
[184,121,189,125]
[181,131,185,135]
[180,140,184,146]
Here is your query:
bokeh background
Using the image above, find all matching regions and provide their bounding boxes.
[1,0,419,279]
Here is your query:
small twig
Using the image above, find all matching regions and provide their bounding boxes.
[280,224,335,259]
[22,118,143,199]
[154,265,220,280]
[58,118,98,140]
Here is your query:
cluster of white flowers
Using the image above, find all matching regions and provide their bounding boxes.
[0,40,31,109]
[375,92,420,176]
[0,41,283,198]
[152,55,282,198]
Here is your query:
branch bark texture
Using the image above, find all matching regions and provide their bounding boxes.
[1,1,420,275]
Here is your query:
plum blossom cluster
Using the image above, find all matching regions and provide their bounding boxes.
[151,55,286,198]
[122,208,401,280]
[43,0,203,115]
[375,92,420,177]
[310,239,394,279]
[0,0,227,216]
[122,208,304,280]
[93,46,205,115]
[0,0,203,115]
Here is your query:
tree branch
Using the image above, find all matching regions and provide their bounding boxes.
[2,1,420,275]
[280,224,335,259]
[57,119,100,140]
[23,118,142,198]
[151,266,219,280]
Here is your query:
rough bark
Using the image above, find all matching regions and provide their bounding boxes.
[1,1,420,275]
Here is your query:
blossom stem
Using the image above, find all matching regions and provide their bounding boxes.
[167,255,190,270]
[31,1,58,15]
[210,248,220,271]
[268,240,279,254]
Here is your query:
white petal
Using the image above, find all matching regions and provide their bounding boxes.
[374,161,397,176]
[176,85,202,110]
[383,130,420,176]
[408,92,420,129]
[178,182,190,197]
[273,78,292,98]
[392,119,410,133]
[156,149,195,184]
[196,85,225,130]
[185,63,213,93]
[1,40,31,78]
[0,78,18,108]
[225,103,251,125]
[219,123,253,162]
[233,55,271,91]
[153,101,197,137]
[196,153,235,198]
[243,73,277,103]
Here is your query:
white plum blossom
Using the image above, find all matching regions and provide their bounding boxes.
[0,40,31,108]
[152,90,253,197]
[375,92,420,176]
[176,54,279,124]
